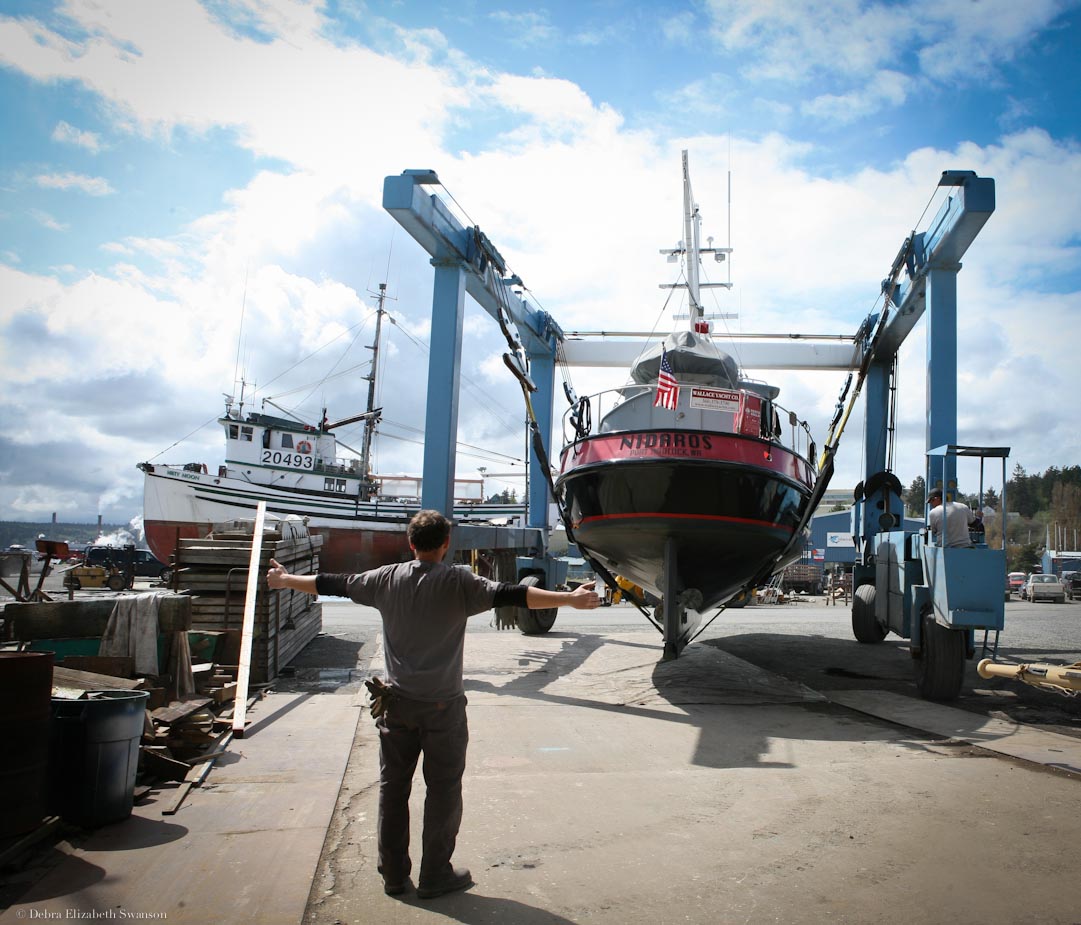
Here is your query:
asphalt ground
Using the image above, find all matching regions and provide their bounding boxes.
[5,570,1080,924]
[295,595,1081,925]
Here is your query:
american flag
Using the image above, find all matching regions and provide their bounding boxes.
[653,346,680,410]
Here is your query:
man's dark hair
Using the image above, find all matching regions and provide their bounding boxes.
[408,510,451,551]
[928,488,943,502]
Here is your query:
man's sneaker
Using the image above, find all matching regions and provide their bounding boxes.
[417,866,473,899]
[383,877,409,896]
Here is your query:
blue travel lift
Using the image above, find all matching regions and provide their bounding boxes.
[382,169,569,606]
[384,166,1007,697]
[848,170,1009,700]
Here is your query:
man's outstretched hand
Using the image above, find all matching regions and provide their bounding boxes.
[568,580,601,609]
[266,557,289,590]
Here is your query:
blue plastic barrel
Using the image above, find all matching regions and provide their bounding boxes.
[0,651,53,838]
[50,689,149,828]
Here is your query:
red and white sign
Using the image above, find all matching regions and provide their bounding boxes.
[736,393,762,436]
[689,388,740,413]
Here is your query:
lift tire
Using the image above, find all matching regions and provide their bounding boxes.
[67,577,81,591]
[515,574,558,635]
[914,609,965,701]
[160,567,172,583]
[851,584,887,643]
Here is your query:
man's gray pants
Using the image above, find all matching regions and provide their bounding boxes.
[376,693,469,885]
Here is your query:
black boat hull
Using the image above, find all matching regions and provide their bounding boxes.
[557,430,814,612]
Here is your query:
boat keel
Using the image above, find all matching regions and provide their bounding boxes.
[660,537,703,660]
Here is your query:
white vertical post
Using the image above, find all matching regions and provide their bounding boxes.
[233,500,267,737]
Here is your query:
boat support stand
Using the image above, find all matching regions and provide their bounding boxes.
[661,538,703,660]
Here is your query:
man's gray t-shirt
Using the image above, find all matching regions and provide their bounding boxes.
[344,560,500,701]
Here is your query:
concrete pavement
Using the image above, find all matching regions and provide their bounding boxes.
[305,627,1081,925]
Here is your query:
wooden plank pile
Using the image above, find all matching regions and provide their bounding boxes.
[173,523,322,684]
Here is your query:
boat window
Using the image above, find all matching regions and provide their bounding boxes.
[228,425,239,440]
[324,478,349,493]
[262,428,271,449]
[281,433,294,449]
[240,426,253,442]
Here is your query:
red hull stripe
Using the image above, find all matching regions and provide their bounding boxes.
[577,511,796,533]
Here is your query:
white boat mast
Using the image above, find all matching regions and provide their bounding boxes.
[660,150,734,331]
[682,150,704,322]
[358,283,386,497]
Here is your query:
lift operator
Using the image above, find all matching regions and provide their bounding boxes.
[926,487,976,548]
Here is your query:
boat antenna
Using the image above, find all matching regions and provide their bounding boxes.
[727,168,732,289]
[233,264,249,408]
[359,283,388,499]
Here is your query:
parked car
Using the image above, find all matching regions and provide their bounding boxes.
[84,545,171,580]
[1006,572,1027,598]
[1064,571,1081,601]
[1024,573,1066,604]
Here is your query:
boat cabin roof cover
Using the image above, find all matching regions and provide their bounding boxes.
[630,332,738,386]
[629,332,781,400]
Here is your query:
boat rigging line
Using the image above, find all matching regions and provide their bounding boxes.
[476,239,657,623]
[255,308,380,399]
[232,264,249,402]
[375,302,526,441]
[145,414,223,463]
[377,419,526,467]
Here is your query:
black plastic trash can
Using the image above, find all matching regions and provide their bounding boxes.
[50,689,149,828]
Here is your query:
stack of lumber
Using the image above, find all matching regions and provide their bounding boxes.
[174,525,322,683]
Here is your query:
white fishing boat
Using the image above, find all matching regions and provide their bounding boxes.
[140,287,524,573]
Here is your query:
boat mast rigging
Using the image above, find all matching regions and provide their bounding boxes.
[659,151,734,331]
[359,283,386,500]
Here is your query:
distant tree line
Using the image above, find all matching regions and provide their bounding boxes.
[903,465,1080,518]
[1006,464,1081,520]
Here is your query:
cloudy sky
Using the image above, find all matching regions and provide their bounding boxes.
[2,0,1080,526]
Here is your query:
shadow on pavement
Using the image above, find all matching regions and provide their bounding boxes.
[465,631,953,772]
[707,632,1081,737]
[395,888,580,923]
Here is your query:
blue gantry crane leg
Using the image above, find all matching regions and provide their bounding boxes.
[382,168,567,593]
[848,170,1009,700]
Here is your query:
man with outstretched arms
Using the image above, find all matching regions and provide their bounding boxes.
[267,509,600,899]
